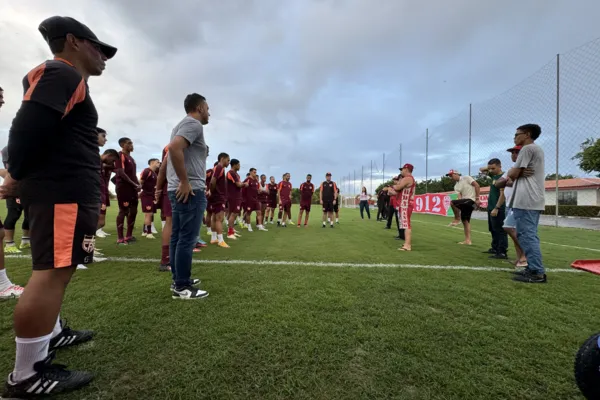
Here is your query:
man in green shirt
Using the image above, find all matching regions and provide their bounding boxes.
[480,158,508,259]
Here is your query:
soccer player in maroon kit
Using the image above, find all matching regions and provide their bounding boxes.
[278,173,293,227]
[208,153,231,247]
[258,174,269,225]
[266,176,278,224]
[96,128,114,239]
[1,16,117,398]
[244,169,269,232]
[298,174,315,227]
[204,161,218,237]
[140,158,160,239]
[226,159,247,239]
[114,137,140,244]
[155,145,172,270]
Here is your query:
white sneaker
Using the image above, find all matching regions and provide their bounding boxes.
[227,234,237,240]
[289,221,295,225]
[94,257,108,263]
[95,230,107,238]
[0,284,24,299]
[234,233,242,238]
[76,264,88,270]
[146,234,156,239]
[247,226,253,232]
[151,224,158,234]
[258,225,268,231]
[101,229,111,236]
[141,232,148,238]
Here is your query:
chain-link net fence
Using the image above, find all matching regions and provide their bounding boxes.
[342,37,600,228]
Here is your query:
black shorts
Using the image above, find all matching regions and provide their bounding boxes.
[333,202,339,213]
[28,202,100,270]
[322,200,334,213]
[452,198,476,222]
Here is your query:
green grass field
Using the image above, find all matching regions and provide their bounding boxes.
[1,206,600,399]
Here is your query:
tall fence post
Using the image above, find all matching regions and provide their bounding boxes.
[425,128,429,193]
[468,103,472,176]
[353,170,356,197]
[370,160,373,194]
[555,53,560,228]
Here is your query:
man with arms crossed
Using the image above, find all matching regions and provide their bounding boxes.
[266,176,278,224]
[298,174,315,227]
[278,173,293,227]
[114,137,140,244]
[226,159,247,240]
[447,169,481,245]
[140,158,160,239]
[479,158,508,259]
[244,168,268,232]
[1,16,117,398]
[320,173,338,228]
[208,152,230,247]
[167,93,210,299]
[0,86,24,299]
[507,124,546,284]
[495,145,528,268]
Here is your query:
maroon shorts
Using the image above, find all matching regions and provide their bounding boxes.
[228,199,242,214]
[161,191,172,218]
[141,194,156,214]
[246,200,260,212]
[208,199,227,214]
[117,188,138,211]
[280,202,291,213]
[300,202,311,212]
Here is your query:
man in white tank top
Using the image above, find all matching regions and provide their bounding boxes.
[392,163,416,251]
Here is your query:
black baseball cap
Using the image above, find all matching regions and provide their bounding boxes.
[39,16,117,59]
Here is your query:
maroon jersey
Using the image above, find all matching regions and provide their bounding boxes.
[100,160,114,204]
[115,151,138,189]
[299,182,314,204]
[278,181,292,203]
[141,168,157,196]
[210,164,227,201]
[244,176,259,202]
[206,168,214,185]
[227,170,242,200]
[268,183,278,204]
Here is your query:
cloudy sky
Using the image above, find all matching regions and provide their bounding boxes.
[1,0,600,192]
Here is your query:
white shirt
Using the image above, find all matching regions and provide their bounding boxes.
[454,176,476,201]
[359,193,369,201]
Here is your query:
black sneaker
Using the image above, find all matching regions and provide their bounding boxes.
[482,248,495,254]
[330,225,334,228]
[513,268,532,276]
[172,286,209,300]
[170,279,200,291]
[489,253,508,260]
[49,321,94,351]
[2,352,93,398]
[384,226,391,230]
[159,263,171,272]
[277,221,281,226]
[513,271,547,283]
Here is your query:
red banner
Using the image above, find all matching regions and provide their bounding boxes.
[413,193,488,216]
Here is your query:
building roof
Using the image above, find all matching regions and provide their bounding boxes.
[479,178,600,194]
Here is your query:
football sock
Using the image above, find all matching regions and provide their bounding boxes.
[0,269,12,291]
[217,234,224,243]
[211,232,217,241]
[12,333,52,383]
[51,316,62,339]
[116,214,125,240]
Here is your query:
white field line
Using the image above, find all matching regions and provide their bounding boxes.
[414,219,600,253]
[4,255,582,273]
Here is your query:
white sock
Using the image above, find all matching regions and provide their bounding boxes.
[331,221,334,226]
[151,222,157,230]
[328,218,331,222]
[0,269,12,291]
[217,234,223,243]
[161,221,166,229]
[51,316,62,339]
[11,333,52,383]
[336,218,339,222]
[211,232,217,241]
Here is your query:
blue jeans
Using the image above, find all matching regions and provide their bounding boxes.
[168,190,207,289]
[512,208,544,274]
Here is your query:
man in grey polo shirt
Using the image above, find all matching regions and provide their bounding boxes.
[507,123,546,284]
[166,93,210,299]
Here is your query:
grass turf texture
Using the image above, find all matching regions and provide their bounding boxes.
[1,205,599,399]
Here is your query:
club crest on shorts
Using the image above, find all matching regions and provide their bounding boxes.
[146,205,152,211]
[82,235,95,253]
[101,204,107,211]
[16,198,21,204]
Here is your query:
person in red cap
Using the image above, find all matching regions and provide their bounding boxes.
[320,172,338,228]
[388,164,416,251]
[1,15,117,399]
[447,169,481,245]
[495,145,528,268]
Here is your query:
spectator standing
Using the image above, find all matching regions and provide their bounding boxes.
[356,187,371,220]
[479,159,508,259]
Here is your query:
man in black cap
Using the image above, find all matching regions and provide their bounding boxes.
[1,16,116,399]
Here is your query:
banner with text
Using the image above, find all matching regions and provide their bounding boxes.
[413,193,488,217]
